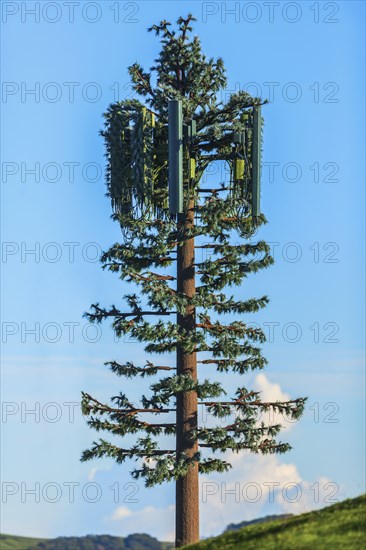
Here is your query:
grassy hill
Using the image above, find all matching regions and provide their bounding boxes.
[185,494,366,549]
[0,533,173,550]
[224,513,293,532]
[0,534,45,550]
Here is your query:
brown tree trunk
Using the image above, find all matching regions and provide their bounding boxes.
[175,199,199,547]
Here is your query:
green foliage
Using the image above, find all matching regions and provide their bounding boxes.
[183,495,366,550]
[81,14,307,487]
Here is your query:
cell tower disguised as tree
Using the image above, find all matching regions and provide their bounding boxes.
[81,15,306,548]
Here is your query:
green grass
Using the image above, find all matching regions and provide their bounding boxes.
[0,534,45,550]
[185,494,366,550]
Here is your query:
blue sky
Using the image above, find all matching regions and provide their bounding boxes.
[1,0,365,542]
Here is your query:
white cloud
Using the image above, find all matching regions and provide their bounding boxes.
[87,463,114,481]
[199,452,302,536]
[88,468,98,481]
[111,506,133,520]
[106,504,175,541]
[253,373,295,432]
[199,451,337,538]
[254,373,290,402]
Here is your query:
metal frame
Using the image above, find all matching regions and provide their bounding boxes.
[168,100,183,214]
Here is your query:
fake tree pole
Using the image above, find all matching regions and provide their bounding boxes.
[169,99,200,542]
[81,15,307,548]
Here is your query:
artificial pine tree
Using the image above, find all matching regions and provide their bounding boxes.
[81,15,307,548]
